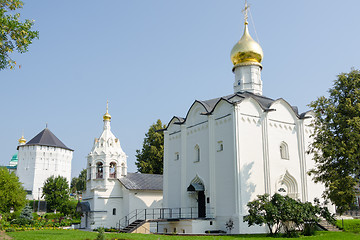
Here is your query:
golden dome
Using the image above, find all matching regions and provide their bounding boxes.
[18,135,26,144]
[103,101,111,121]
[230,22,263,66]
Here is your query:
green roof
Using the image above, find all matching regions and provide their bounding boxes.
[10,153,18,162]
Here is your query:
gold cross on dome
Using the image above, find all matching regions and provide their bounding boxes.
[242,0,249,23]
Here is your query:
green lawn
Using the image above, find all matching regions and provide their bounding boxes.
[5,230,360,240]
[336,219,360,233]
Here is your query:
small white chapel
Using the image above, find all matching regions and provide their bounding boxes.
[160,3,334,234]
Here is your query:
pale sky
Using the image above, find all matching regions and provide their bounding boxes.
[1,0,359,178]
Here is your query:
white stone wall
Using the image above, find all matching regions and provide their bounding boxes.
[163,95,329,234]
[17,145,73,200]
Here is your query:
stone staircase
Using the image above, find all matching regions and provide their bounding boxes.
[317,220,342,232]
[119,219,145,233]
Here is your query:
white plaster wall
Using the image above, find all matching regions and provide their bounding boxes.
[213,102,236,220]
[237,100,265,210]
[128,190,163,212]
[17,145,73,200]
[165,130,182,208]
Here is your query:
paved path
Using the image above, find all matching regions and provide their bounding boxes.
[0,231,12,240]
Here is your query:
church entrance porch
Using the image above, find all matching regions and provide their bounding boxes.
[187,177,206,218]
[116,207,215,233]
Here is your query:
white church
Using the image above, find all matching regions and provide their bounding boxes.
[159,5,334,234]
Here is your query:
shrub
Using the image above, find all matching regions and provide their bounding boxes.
[5,228,15,232]
[96,227,105,240]
[243,193,335,237]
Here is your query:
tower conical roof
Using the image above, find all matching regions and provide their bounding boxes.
[24,128,73,151]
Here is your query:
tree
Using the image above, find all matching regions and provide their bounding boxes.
[135,119,166,174]
[0,0,39,70]
[0,167,26,216]
[243,193,335,237]
[71,169,87,194]
[42,176,70,213]
[308,69,360,214]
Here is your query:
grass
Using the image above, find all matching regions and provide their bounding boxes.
[5,230,360,240]
[336,219,360,233]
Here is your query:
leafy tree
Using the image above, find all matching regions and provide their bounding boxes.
[135,119,166,174]
[308,69,360,214]
[71,169,87,194]
[244,193,335,237]
[0,0,39,70]
[0,167,26,216]
[42,176,70,214]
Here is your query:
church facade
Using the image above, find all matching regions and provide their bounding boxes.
[160,11,333,234]
[16,128,73,200]
[80,104,163,229]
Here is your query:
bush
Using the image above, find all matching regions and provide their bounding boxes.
[5,228,15,232]
[96,227,105,240]
[243,193,335,237]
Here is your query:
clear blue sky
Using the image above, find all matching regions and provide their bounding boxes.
[1,0,359,178]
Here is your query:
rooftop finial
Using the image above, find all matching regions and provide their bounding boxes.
[103,100,112,121]
[242,0,249,25]
[46,122,48,128]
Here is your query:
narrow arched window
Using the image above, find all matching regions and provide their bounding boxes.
[109,162,117,178]
[113,208,116,215]
[121,163,126,176]
[88,163,92,180]
[96,162,103,179]
[280,142,289,160]
[194,145,200,162]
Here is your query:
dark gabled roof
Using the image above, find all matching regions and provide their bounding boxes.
[119,172,163,191]
[23,128,73,151]
[167,91,306,128]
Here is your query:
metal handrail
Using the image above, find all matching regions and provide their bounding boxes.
[117,207,214,231]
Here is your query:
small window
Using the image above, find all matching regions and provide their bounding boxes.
[88,164,91,180]
[175,152,180,160]
[217,141,223,152]
[121,163,126,176]
[109,162,117,178]
[280,142,289,159]
[96,162,103,179]
[113,208,116,215]
[207,197,210,203]
[194,145,200,162]
[164,228,168,233]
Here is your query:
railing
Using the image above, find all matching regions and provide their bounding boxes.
[116,207,214,230]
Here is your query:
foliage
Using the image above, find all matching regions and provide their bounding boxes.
[0,0,39,70]
[225,218,234,234]
[243,193,335,237]
[0,167,26,217]
[135,119,166,174]
[96,227,105,240]
[11,204,33,225]
[308,69,360,214]
[336,219,360,233]
[42,176,70,214]
[70,169,87,194]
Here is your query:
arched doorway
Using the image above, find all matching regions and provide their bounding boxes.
[187,175,206,218]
